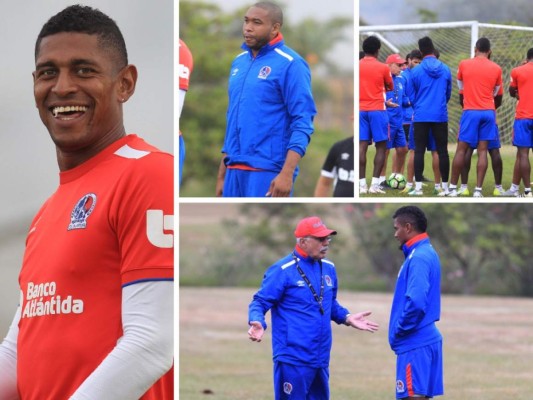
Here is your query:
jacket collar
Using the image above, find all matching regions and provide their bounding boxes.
[401,232,430,257]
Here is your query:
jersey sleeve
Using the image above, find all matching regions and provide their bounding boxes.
[248,264,286,330]
[321,141,341,176]
[110,152,174,286]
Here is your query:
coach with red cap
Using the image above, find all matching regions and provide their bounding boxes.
[248,216,379,399]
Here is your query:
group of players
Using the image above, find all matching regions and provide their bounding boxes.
[360,34,533,197]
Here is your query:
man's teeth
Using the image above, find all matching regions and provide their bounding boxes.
[52,106,88,117]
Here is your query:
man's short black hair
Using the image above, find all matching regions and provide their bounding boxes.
[253,2,283,26]
[35,5,128,68]
[526,48,533,60]
[392,206,428,233]
[409,49,423,60]
[363,36,381,55]
[476,37,491,53]
[418,36,435,57]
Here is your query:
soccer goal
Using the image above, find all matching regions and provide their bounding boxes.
[359,21,533,145]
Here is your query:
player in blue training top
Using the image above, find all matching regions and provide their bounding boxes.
[216,2,317,197]
[248,216,379,399]
[390,206,443,399]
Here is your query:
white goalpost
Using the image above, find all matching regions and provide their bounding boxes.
[359,21,533,145]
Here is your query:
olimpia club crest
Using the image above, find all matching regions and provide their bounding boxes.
[68,193,97,230]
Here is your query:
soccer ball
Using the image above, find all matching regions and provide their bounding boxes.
[387,173,407,190]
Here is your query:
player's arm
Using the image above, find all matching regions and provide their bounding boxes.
[384,68,394,91]
[509,72,518,99]
[273,59,316,197]
[314,175,334,197]
[178,89,187,118]
[70,281,173,400]
[393,258,431,337]
[314,142,339,197]
[267,150,301,197]
[248,264,286,341]
[0,306,20,400]
[215,154,227,197]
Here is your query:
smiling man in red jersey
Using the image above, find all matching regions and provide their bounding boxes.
[0,5,173,400]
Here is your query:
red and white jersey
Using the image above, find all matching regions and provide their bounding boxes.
[179,38,193,91]
[510,62,533,119]
[17,135,174,400]
[359,56,393,111]
[457,56,502,110]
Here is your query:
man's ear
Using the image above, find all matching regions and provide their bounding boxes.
[117,64,138,103]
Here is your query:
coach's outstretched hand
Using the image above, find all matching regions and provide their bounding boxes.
[345,311,379,333]
[248,321,265,342]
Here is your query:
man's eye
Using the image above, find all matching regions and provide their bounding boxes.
[39,69,56,78]
[77,67,95,75]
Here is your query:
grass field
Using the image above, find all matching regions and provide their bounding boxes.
[361,144,521,198]
[180,287,533,399]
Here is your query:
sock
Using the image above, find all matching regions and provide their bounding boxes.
[359,178,367,188]
[405,182,413,189]
[525,187,531,194]
[415,181,422,191]
[449,184,457,191]
[435,183,442,190]
[511,183,520,192]
[379,176,386,184]
[460,184,468,190]
[475,187,482,192]
[371,177,380,187]
[442,182,449,191]
[495,184,503,190]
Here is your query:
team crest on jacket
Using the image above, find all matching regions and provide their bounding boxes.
[324,275,333,286]
[258,66,272,79]
[68,193,97,230]
[283,382,293,395]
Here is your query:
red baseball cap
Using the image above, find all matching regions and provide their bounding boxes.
[294,216,337,238]
[386,54,406,64]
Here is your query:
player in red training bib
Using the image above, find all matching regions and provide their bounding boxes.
[179,38,194,186]
[508,48,533,197]
[0,6,173,399]
[359,35,394,195]
[447,37,502,197]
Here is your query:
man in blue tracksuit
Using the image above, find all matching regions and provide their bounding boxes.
[216,2,317,197]
[390,206,444,399]
[248,216,379,399]
[410,36,452,196]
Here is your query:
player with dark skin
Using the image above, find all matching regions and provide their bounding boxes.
[216,3,302,197]
[34,32,137,171]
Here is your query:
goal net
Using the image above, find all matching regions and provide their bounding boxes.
[359,21,533,145]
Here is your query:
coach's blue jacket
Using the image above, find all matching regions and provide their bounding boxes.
[249,247,349,368]
[223,34,317,173]
[411,55,452,123]
[389,233,442,355]
[386,74,410,128]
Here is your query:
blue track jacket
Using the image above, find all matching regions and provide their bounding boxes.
[389,233,442,355]
[386,74,410,128]
[411,55,452,123]
[249,247,349,368]
[223,34,317,173]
